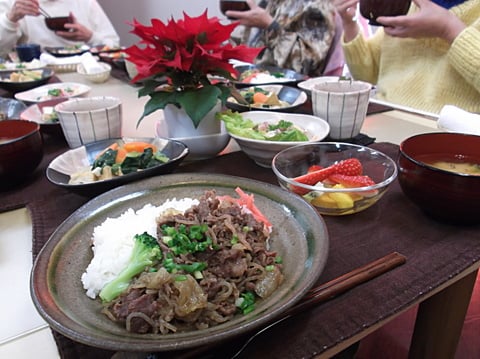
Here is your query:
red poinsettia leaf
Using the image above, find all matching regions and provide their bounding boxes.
[126,10,266,128]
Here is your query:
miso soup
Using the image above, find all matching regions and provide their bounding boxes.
[417,154,480,175]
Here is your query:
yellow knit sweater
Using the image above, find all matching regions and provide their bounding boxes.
[343,0,480,114]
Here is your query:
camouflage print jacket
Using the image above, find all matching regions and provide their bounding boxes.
[238,0,337,77]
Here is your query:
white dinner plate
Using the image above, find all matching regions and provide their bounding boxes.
[14,82,91,103]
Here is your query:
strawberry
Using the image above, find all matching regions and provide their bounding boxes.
[327,174,376,188]
[294,158,363,186]
[307,165,323,173]
[290,158,363,195]
[327,174,379,197]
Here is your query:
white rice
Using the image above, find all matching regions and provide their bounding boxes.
[81,198,199,299]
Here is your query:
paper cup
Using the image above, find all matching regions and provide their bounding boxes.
[55,96,122,148]
[311,80,371,140]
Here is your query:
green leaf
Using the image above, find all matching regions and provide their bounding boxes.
[176,85,222,128]
[136,91,177,128]
[136,82,231,129]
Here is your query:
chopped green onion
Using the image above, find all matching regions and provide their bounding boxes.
[236,291,256,315]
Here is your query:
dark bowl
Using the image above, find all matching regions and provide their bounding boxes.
[0,119,43,185]
[46,137,189,196]
[220,0,249,19]
[359,0,411,26]
[234,65,307,87]
[398,132,480,225]
[0,68,54,93]
[0,97,27,120]
[45,15,73,31]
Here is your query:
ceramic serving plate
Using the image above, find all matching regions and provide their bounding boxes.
[226,84,308,113]
[46,137,189,196]
[44,46,90,57]
[31,173,329,352]
[14,82,90,103]
[234,64,307,87]
[89,45,125,54]
[0,68,54,94]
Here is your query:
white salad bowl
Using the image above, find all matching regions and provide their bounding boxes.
[220,111,330,167]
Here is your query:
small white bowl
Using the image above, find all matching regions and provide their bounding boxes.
[77,62,111,83]
[55,96,122,148]
[226,111,330,167]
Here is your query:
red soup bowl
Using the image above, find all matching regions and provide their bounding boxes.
[398,132,480,225]
[0,119,43,184]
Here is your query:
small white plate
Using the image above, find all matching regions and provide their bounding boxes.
[0,60,46,72]
[14,82,90,103]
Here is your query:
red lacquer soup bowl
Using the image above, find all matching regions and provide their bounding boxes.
[398,132,480,225]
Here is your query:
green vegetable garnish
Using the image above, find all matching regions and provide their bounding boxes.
[216,110,308,142]
[99,232,162,302]
[237,291,256,314]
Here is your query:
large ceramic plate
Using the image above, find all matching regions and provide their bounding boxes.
[0,68,54,94]
[44,45,90,57]
[226,85,308,113]
[234,64,307,86]
[14,82,90,103]
[46,137,189,196]
[31,173,329,352]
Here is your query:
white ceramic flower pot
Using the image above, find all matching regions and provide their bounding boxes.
[160,102,222,138]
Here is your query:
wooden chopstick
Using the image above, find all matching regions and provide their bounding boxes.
[38,6,51,18]
[286,251,407,317]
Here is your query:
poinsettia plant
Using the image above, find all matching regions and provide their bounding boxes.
[124,11,263,128]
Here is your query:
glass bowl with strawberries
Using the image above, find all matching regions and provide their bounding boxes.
[272,143,398,215]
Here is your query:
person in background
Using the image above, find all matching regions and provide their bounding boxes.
[334,0,480,114]
[226,0,344,77]
[0,0,120,58]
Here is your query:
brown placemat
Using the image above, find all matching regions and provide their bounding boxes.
[3,139,480,359]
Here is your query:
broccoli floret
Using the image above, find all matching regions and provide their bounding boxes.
[99,232,162,302]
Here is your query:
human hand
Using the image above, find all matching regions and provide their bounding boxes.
[333,0,359,24]
[377,0,466,43]
[333,0,360,42]
[7,0,39,22]
[226,0,273,29]
[55,13,93,43]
